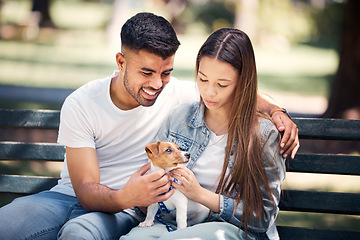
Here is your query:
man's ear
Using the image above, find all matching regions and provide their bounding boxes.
[145,142,160,157]
[115,52,125,70]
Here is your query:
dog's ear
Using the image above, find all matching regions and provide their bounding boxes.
[145,142,160,157]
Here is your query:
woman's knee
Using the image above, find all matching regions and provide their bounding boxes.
[158,222,254,240]
[121,223,169,240]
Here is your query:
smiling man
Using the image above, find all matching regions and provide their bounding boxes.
[112,49,175,109]
[0,12,299,240]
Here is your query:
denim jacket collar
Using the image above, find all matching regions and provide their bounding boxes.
[189,103,207,129]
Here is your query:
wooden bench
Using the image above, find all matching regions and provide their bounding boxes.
[0,108,359,239]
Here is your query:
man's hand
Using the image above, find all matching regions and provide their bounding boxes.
[271,111,300,159]
[119,163,174,209]
[67,147,173,213]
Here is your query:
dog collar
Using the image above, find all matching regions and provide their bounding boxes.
[158,178,179,196]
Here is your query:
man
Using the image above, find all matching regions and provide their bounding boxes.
[0,12,299,239]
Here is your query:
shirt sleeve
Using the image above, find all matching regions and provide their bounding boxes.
[57,96,96,149]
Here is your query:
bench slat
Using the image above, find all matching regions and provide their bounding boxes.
[277,226,360,240]
[287,153,360,175]
[280,190,360,215]
[0,142,65,161]
[0,112,358,139]
[0,175,59,195]
[0,109,60,129]
[1,110,359,238]
[293,118,360,140]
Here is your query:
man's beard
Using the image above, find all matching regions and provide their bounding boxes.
[123,69,159,107]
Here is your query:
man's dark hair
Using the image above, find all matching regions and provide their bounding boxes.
[121,12,180,59]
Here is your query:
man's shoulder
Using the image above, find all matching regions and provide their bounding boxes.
[155,77,198,108]
[62,76,111,113]
[75,77,110,95]
[169,102,199,120]
[66,77,110,101]
[171,77,196,92]
[174,101,198,112]
[166,77,198,103]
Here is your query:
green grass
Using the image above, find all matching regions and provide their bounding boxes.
[0,0,338,98]
[0,32,337,94]
[0,30,116,88]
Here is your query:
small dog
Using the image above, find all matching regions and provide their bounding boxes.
[139,142,209,230]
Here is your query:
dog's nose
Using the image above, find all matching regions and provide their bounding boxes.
[184,152,190,159]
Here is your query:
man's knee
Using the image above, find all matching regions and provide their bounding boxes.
[58,212,139,240]
[0,196,61,239]
[58,217,100,240]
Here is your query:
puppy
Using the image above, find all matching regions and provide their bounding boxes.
[139,142,209,230]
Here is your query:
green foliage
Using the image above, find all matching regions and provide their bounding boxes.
[0,0,112,29]
[307,1,346,49]
[192,1,236,32]
[257,0,314,43]
[0,0,340,109]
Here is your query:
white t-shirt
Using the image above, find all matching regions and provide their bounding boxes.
[52,71,198,196]
[191,131,228,192]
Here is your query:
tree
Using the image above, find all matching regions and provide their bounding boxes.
[31,0,54,28]
[323,0,360,119]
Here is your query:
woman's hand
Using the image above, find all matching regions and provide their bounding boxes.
[170,167,220,213]
[170,167,202,201]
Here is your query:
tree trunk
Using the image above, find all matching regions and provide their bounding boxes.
[31,0,54,28]
[323,0,360,119]
[234,0,258,40]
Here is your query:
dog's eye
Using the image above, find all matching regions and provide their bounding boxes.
[165,148,173,154]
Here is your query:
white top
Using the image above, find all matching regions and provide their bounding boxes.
[52,71,198,196]
[191,131,228,192]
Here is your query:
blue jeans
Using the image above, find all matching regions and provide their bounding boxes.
[0,191,139,240]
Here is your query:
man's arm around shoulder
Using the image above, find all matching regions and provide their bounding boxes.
[257,92,300,159]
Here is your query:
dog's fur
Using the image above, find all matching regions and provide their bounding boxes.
[139,142,209,230]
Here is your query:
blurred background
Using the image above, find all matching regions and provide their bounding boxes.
[0,0,359,231]
[2,0,358,118]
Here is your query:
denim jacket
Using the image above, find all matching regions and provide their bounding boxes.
[155,102,286,240]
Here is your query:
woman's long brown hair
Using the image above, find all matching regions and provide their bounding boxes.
[196,28,275,233]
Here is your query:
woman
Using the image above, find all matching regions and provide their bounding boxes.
[121,28,287,240]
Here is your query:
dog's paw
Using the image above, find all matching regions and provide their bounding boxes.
[138,221,154,227]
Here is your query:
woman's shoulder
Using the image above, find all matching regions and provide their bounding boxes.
[258,117,279,140]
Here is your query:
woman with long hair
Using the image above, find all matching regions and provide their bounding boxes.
[121,28,287,240]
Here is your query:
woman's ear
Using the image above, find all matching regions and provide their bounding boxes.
[116,52,125,70]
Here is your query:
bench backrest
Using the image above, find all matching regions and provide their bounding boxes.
[0,109,359,239]
[0,109,63,195]
[277,118,360,239]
